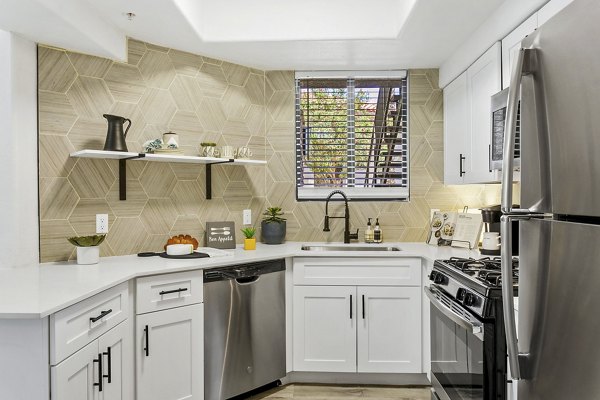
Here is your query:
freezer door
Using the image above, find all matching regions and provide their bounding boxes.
[519,218,600,399]
[520,0,600,216]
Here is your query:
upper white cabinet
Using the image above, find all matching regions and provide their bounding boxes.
[502,14,538,89]
[443,43,501,185]
[538,0,574,26]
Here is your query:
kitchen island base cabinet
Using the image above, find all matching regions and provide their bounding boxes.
[136,303,203,400]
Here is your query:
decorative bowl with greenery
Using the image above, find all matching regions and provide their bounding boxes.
[200,142,219,157]
[241,227,257,250]
[67,235,106,265]
[261,206,287,244]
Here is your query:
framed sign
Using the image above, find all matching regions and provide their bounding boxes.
[206,221,236,249]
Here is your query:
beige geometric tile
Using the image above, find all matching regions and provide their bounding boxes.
[401,227,429,242]
[268,152,295,182]
[67,76,114,119]
[39,177,79,220]
[222,121,251,147]
[409,73,433,106]
[106,179,148,217]
[425,150,444,182]
[198,198,230,226]
[248,196,268,226]
[38,47,77,93]
[197,97,227,131]
[265,78,275,104]
[267,121,295,152]
[168,49,203,76]
[223,181,252,211]
[140,198,178,234]
[222,61,251,86]
[40,220,76,263]
[104,158,146,181]
[68,158,115,199]
[425,89,443,121]
[169,75,204,112]
[67,52,113,78]
[106,217,149,255]
[293,201,324,229]
[202,56,223,66]
[268,91,295,122]
[425,182,460,211]
[127,39,147,66]
[398,197,431,228]
[244,73,266,105]
[69,199,114,235]
[39,91,77,135]
[266,71,294,91]
[67,117,107,150]
[146,43,170,52]
[170,215,204,240]
[39,134,76,177]
[244,105,266,136]
[221,85,252,121]
[139,87,177,124]
[107,102,146,142]
[410,167,433,197]
[170,180,204,215]
[425,69,440,90]
[169,163,203,180]
[267,181,296,213]
[410,105,432,136]
[196,63,228,98]
[104,63,147,103]
[199,164,228,198]
[411,135,433,168]
[138,50,176,89]
[168,111,204,146]
[139,162,177,198]
[141,234,170,253]
[425,120,443,152]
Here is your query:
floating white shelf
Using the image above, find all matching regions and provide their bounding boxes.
[70,149,267,200]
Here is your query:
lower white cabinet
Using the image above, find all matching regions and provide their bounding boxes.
[51,320,132,400]
[136,303,203,400]
[293,285,422,374]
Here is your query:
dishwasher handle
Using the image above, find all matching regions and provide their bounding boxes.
[235,276,260,285]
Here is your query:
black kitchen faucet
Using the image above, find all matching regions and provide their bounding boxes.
[323,190,359,244]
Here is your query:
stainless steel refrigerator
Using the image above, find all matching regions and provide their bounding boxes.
[500,0,600,398]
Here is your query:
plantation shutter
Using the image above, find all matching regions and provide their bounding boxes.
[295,72,409,200]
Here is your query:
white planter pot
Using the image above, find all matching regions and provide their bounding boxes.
[76,246,100,265]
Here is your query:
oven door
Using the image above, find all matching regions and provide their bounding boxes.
[425,286,485,400]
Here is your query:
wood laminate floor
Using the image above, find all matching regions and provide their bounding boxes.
[247,384,431,400]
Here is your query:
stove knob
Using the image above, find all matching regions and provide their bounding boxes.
[429,271,437,282]
[464,293,477,307]
[456,288,466,301]
[434,274,446,285]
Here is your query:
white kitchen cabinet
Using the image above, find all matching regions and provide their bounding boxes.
[293,285,357,372]
[357,286,421,373]
[136,303,203,400]
[502,14,538,89]
[443,71,469,184]
[538,0,573,26]
[51,320,132,400]
[443,43,501,185]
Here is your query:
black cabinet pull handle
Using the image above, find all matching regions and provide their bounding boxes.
[103,347,112,383]
[90,309,112,323]
[459,154,466,177]
[93,353,103,392]
[488,145,492,172]
[159,288,188,296]
[350,294,353,319]
[143,325,149,357]
[362,295,366,319]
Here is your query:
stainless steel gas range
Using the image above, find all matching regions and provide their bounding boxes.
[425,257,518,400]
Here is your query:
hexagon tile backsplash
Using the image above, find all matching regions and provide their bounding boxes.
[38,39,502,262]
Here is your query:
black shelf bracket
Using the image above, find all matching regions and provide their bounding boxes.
[205,159,234,200]
[119,153,146,200]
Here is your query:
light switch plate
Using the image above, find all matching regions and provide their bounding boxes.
[243,209,252,225]
[96,214,109,234]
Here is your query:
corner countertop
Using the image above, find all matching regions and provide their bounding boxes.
[0,242,480,319]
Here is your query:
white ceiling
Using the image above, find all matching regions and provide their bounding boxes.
[0,0,542,71]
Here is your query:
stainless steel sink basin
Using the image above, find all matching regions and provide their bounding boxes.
[301,245,401,252]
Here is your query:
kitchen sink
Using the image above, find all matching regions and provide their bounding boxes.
[301,245,401,252]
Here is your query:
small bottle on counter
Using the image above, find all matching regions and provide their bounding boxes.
[365,218,373,243]
[374,218,382,243]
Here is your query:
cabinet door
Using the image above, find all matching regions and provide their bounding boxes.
[136,304,203,400]
[502,14,538,89]
[51,340,100,400]
[466,42,501,184]
[443,72,469,185]
[357,286,421,373]
[98,320,132,400]
[293,286,356,372]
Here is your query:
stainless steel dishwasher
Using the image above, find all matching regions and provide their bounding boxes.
[203,259,286,400]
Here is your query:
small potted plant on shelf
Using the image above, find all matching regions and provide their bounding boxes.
[241,227,257,250]
[261,206,287,245]
[67,235,106,265]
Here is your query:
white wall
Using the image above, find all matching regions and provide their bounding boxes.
[0,30,39,267]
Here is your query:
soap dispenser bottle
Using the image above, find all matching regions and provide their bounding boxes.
[374,218,382,243]
[365,218,373,243]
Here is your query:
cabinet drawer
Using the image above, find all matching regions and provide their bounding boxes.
[293,257,421,286]
[136,270,203,314]
[50,282,129,365]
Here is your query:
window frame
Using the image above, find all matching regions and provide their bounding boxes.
[294,71,410,201]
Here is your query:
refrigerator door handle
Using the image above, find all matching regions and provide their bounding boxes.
[501,214,521,379]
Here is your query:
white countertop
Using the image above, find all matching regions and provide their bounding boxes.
[0,242,480,319]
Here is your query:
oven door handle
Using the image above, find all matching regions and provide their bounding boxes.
[424,286,484,341]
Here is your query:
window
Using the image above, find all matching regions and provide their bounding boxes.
[295,71,409,201]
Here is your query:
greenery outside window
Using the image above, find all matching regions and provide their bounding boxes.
[295,71,409,201]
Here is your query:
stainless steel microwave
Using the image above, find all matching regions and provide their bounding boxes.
[490,88,521,170]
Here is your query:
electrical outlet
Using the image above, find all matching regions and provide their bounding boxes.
[243,209,252,225]
[96,214,109,234]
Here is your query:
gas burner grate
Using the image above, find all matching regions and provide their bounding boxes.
[441,256,519,288]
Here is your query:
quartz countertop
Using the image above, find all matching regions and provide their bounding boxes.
[0,242,480,319]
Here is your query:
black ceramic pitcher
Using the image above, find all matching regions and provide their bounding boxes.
[103,114,131,152]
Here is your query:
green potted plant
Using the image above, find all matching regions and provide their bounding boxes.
[67,235,106,265]
[240,227,257,250]
[261,206,286,244]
